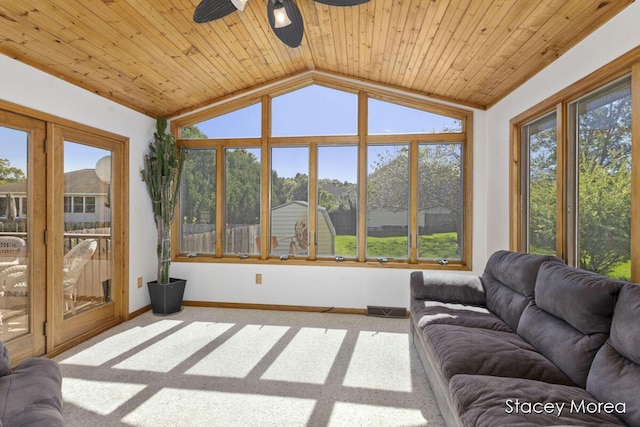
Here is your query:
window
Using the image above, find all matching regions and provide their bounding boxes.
[569,78,631,278]
[270,146,309,257]
[180,148,217,254]
[521,113,557,255]
[225,148,261,255]
[317,145,358,258]
[515,74,634,280]
[175,77,472,268]
[366,144,409,259]
[272,85,357,136]
[183,103,261,139]
[418,143,463,261]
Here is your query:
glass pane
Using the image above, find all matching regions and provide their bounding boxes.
[225,148,261,256]
[575,77,631,279]
[366,145,409,259]
[272,85,357,136]
[181,103,261,139]
[525,113,557,255]
[180,148,217,254]
[0,127,29,340]
[270,147,309,257]
[368,98,462,134]
[63,142,112,318]
[317,146,358,258]
[418,143,463,261]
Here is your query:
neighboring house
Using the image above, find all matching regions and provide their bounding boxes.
[367,207,458,236]
[270,201,335,256]
[0,169,110,223]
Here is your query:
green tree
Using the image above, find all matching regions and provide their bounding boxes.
[0,159,25,183]
[225,149,261,224]
[576,87,631,276]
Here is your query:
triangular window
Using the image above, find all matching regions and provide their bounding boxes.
[368,98,462,134]
[182,102,261,139]
[272,85,357,136]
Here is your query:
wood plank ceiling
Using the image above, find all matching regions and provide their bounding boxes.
[0,0,633,118]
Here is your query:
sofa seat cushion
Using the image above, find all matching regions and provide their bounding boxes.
[449,374,627,427]
[422,324,574,385]
[411,299,512,331]
[0,357,64,427]
[587,283,640,427]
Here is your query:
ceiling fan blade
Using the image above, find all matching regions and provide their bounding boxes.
[267,0,304,48]
[312,0,369,6]
[193,0,238,23]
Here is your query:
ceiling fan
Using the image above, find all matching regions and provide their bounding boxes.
[193,0,369,48]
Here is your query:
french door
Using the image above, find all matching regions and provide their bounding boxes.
[0,110,127,364]
[0,110,47,362]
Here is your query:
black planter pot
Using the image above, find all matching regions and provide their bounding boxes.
[147,278,187,315]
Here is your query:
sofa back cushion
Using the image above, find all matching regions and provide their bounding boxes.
[587,283,640,427]
[482,250,561,331]
[518,261,623,387]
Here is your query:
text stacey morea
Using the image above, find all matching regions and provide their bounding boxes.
[505,399,626,417]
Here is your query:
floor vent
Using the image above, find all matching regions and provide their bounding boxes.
[366,305,407,319]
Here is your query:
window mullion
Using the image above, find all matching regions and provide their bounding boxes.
[261,95,271,260]
[308,143,318,260]
[357,91,367,262]
[409,141,418,263]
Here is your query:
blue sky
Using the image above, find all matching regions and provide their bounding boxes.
[0,127,110,175]
[1,84,460,182]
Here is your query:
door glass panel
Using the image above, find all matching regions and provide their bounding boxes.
[0,127,29,340]
[63,142,112,318]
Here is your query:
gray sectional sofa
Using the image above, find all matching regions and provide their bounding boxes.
[410,250,639,427]
[0,342,64,426]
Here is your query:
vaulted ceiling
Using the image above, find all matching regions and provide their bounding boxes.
[0,0,632,118]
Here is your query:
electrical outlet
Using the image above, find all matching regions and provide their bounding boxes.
[137,276,143,288]
[255,273,262,285]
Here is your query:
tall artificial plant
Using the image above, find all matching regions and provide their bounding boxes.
[141,117,184,286]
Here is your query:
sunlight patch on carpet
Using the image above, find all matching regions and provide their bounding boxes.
[59,320,182,366]
[121,388,316,427]
[328,402,428,426]
[62,378,146,416]
[186,324,289,378]
[343,331,412,392]
[114,321,234,373]
[261,327,346,384]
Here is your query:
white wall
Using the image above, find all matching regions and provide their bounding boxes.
[485,1,640,255]
[0,54,157,312]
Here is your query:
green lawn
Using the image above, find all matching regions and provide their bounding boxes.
[334,232,459,259]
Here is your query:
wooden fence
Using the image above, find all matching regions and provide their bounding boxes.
[181,223,260,254]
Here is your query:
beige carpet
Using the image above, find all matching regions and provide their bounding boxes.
[55,307,445,427]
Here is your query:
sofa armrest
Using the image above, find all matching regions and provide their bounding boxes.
[410,271,485,306]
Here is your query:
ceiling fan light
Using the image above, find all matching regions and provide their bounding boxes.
[230,0,248,11]
[273,3,292,28]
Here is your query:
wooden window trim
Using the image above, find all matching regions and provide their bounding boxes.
[172,73,473,270]
[511,47,640,281]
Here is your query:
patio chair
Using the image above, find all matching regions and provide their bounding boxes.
[0,264,29,325]
[63,239,98,314]
[0,236,25,270]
